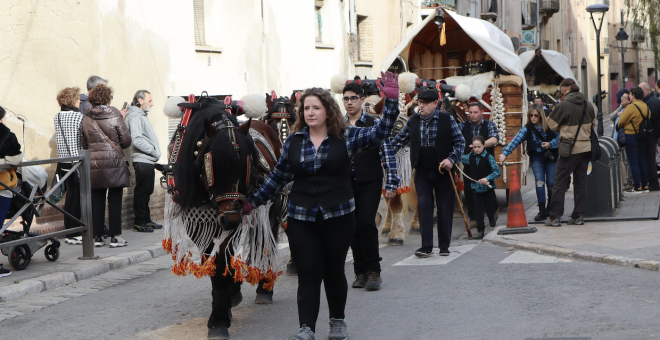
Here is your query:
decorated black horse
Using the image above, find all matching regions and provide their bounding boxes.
[162,93,283,339]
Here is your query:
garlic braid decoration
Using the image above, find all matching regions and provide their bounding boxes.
[490,83,506,145]
[398,92,407,114]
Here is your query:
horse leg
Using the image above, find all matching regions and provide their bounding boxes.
[286,254,297,276]
[255,280,273,304]
[381,198,393,236]
[208,270,242,339]
[408,174,421,235]
[387,194,405,246]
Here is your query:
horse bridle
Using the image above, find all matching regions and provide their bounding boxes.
[202,114,251,217]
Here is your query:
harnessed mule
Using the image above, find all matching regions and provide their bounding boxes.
[161,94,283,339]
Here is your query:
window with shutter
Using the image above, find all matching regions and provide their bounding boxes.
[193,0,206,46]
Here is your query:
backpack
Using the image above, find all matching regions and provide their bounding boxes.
[632,103,653,142]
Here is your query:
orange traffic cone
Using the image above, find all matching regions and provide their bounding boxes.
[498,168,537,235]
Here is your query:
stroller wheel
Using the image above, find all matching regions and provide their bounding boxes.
[9,244,31,270]
[45,244,60,262]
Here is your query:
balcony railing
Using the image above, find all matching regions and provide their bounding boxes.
[522,1,537,29]
[632,26,646,42]
[421,0,456,10]
[539,0,559,13]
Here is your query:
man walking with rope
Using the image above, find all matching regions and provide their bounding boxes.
[391,89,465,257]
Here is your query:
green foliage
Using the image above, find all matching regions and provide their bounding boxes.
[625,0,660,72]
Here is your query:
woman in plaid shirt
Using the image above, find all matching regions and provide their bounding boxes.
[247,72,400,340]
[499,104,559,221]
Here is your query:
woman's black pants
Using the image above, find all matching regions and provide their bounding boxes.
[91,187,123,238]
[286,211,356,332]
[61,163,81,238]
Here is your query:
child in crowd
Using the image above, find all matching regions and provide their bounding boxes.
[461,135,501,239]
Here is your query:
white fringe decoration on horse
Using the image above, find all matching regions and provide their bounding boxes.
[163,194,282,288]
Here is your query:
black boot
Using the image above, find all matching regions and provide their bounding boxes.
[475,229,485,239]
[534,203,546,222]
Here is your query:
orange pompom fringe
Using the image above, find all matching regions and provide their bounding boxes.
[382,187,411,196]
[281,222,288,230]
[164,238,283,289]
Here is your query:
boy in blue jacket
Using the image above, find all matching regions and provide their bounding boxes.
[461,135,501,239]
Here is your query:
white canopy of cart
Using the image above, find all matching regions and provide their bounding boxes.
[380,10,525,80]
[519,49,575,81]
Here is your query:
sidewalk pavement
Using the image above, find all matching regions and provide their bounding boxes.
[484,159,660,272]
[0,225,169,303]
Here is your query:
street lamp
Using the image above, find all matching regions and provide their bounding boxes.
[587,3,609,137]
[615,28,629,89]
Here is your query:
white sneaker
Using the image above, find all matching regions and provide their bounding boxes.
[65,237,82,245]
[109,237,128,248]
[94,237,105,247]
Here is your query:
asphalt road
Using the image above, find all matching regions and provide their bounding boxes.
[3,237,660,340]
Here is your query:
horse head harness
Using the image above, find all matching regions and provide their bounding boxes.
[202,114,251,216]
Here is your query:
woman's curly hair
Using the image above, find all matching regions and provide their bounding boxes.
[293,88,347,139]
[56,87,81,108]
[88,84,113,107]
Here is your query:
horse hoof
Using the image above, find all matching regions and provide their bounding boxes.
[255,292,273,304]
[388,239,404,246]
[408,228,421,235]
[286,261,298,276]
[208,327,230,339]
[230,291,243,308]
[381,229,390,236]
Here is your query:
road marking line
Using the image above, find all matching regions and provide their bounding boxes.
[392,243,479,266]
[499,251,572,264]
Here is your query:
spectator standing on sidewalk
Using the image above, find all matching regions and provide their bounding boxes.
[461,135,501,239]
[80,76,127,118]
[55,87,85,245]
[81,85,132,248]
[125,90,162,232]
[458,102,499,228]
[618,86,650,194]
[500,104,559,222]
[639,82,660,191]
[0,105,23,278]
[610,90,634,190]
[546,78,595,227]
[342,81,399,291]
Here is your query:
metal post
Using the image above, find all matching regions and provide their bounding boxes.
[78,150,97,260]
[591,12,605,136]
[621,48,625,89]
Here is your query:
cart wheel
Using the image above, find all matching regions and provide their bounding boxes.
[45,244,60,262]
[9,244,31,270]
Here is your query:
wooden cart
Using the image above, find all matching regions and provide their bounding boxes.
[381,8,529,191]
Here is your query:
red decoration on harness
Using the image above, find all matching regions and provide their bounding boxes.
[423,81,427,87]
[271,90,277,99]
[224,96,232,114]
[355,79,362,85]
[295,91,302,101]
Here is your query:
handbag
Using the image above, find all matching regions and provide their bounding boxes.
[87,116,130,188]
[557,101,588,158]
[528,125,558,162]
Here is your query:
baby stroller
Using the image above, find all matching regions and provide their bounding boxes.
[0,164,60,270]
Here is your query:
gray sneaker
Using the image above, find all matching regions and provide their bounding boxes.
[567,216,584,225]
[544,217,561,227]
[288,325,315,340]
[328,318,348,340]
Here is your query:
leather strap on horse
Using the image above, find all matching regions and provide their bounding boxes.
[165,94,196,202]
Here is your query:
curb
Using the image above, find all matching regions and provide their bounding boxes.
[484,226,660,271]
[0,242,169,303]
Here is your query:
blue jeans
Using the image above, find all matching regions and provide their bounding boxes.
[0,196,12,222]
[625,134,648,189]
[530,154,557,203]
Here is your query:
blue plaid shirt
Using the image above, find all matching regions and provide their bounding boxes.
[460,151,501,193]
[501,125,559,157]
[346,112,400,191]
[390,110,465,165]
[249,98,399,222]
[458,118,499,144]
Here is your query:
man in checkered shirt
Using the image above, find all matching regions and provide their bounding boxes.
[390,89,465,258]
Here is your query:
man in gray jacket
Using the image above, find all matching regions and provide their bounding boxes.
[125,90,161,232]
